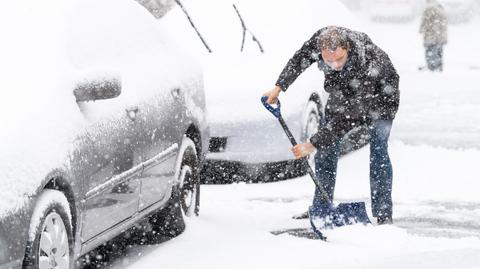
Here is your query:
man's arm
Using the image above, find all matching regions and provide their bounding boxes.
[264,29,324,104]
[292,114,362,158]
[419,9,429,34]
[275,29,323,91]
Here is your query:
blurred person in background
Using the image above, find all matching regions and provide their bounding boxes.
[420,0,448,71]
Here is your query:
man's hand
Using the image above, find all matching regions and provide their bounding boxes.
[263,86,282,104]
[291,142,316,159]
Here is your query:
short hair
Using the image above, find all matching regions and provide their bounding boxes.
[318,26,349,51]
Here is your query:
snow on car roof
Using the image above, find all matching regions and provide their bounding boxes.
[0,0,201,218]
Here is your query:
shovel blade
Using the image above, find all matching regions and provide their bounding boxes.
[309,202,371,231]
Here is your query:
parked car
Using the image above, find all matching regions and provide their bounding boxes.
[365,0,424,22]
[438,0,479,23]
[0,0,208,268]
[160,0,368,183]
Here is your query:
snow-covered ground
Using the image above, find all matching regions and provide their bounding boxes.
[3,0,478,267]
[96,6,480,269]
[103,144,480,269]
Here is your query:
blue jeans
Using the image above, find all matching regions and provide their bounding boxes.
[425,44,444,71]
[312,119,393,218]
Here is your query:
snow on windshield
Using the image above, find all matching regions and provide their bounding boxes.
[160,0,361,125]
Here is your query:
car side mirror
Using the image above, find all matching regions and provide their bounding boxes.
[74,77,121,102]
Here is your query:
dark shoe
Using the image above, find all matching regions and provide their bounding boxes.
[292,211,309,219]
[377,216,393,225]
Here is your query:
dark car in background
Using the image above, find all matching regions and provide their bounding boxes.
[0,0,208,268]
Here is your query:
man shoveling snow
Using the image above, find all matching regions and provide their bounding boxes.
[263,26,400,226]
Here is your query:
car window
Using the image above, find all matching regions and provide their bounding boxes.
[161,0,341,55]
[161,1,264,54]
[67,0,199,120]
[67,0,158,117]
[67,0,162,70]
[0,0,84,140]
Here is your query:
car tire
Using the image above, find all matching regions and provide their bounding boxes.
[178,138,200,217]
[23,189,73,269]
[149,136,200,239]
[302,100,321,168]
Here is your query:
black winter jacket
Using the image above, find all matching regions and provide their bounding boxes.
[275,27,400,150]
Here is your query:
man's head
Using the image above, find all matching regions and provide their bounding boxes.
[318,26,349,71]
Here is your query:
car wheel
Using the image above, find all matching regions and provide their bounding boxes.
[23,189,73,269]
[149,137,200,239]
[302,100,321,168]
[178,139,200,217]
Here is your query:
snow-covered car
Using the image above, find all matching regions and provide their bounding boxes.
[161,0,367,183]
[0,0,208,267]
[364,0,424,22]
[438,0,479,23]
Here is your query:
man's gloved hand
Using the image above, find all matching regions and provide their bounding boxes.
[291,142,316,159]
[262,85,282,104]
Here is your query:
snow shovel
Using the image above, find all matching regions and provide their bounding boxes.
[261,96,371,240]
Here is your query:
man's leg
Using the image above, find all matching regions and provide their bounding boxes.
[438,44,444,71]
[431,44,442,71]
[292,140,340,219]
[425,45,435,71]
[369,119,393,223]
[312,141,341,209]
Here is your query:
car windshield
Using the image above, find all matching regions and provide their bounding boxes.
[167,0,263,53]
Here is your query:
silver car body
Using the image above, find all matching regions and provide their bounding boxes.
[0,0,208,266]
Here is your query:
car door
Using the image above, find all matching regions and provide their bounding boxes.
[66,0,166,241]
[72,97,143,241]
[130,24,188,211]
[136,86,184,211]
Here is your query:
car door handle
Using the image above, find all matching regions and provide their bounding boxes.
[125,106,139,121]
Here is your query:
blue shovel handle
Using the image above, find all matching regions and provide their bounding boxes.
[261,95,331,204]
[261,96,281,118]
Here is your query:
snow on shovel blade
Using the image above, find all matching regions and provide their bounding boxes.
[309,202,371,239]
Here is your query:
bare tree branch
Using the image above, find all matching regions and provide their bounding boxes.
[174,0,212,53]
[233,4,264,53]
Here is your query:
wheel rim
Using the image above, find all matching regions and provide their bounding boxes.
[306,111,319,139]
[38,212,69,269]
[305,111,319,167]
[180,165,196,217]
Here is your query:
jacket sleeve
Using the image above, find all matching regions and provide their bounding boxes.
[419,10,427,33]
[370,46,400,120]
[275,30,323,91]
